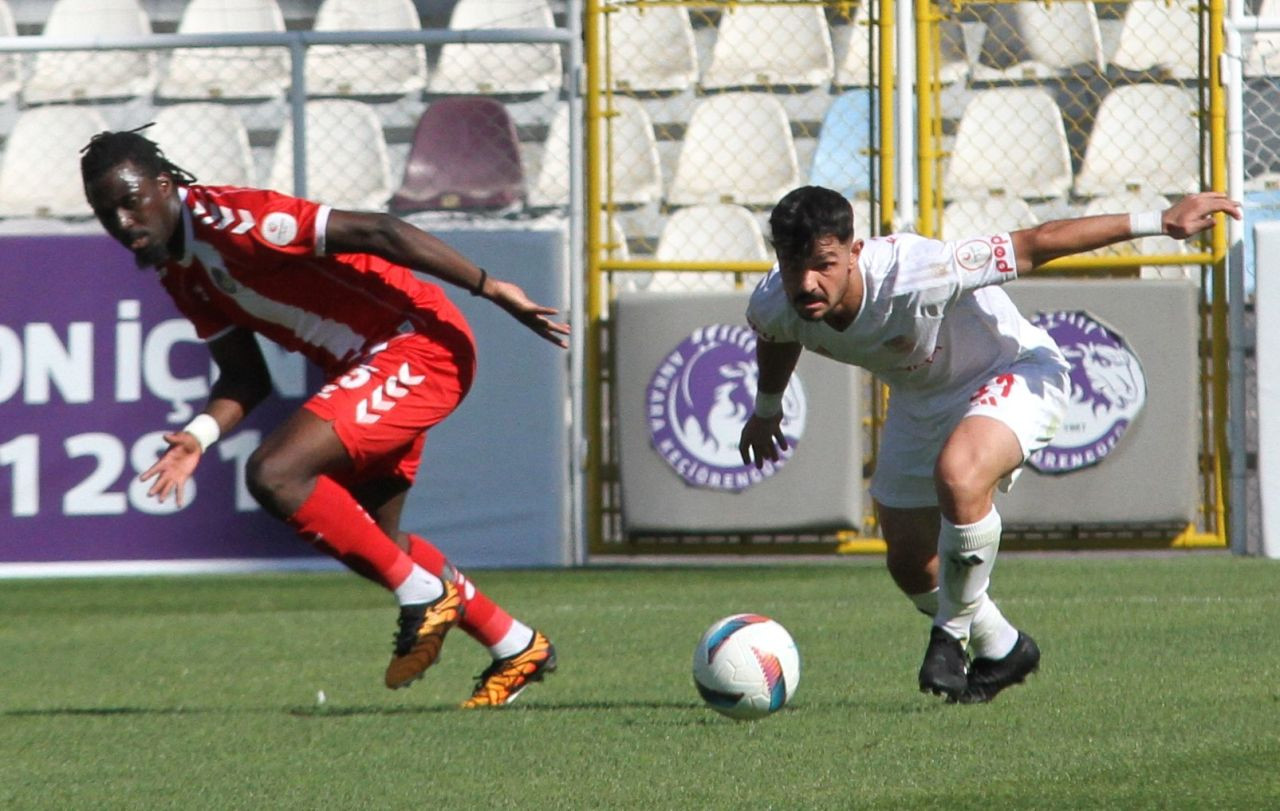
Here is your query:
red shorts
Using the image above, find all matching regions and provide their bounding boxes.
[304,333,476,485]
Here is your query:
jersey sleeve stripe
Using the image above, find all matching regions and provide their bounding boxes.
[314,205,331,257]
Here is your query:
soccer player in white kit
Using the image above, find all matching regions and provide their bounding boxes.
[739,185,1240,703]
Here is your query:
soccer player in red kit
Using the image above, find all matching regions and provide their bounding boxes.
[81,127,566,707]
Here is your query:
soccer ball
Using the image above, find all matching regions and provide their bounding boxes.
[692,614,800,720]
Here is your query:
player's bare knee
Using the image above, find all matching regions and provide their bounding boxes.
[246,448,310,516]
[933,454,993,516]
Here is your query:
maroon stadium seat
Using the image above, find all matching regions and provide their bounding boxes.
[389,97,524,212]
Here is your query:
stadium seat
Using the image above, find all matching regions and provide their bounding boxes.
[972,1,1106,82]
[1074,84,1200,198]
[389,97,524,212]
[305,0,427,96]
[1246,0,1280,77]
[834,2,874,88]
[645,203,769,293]
[809,90,875,200]
[667,93,799,207]
[0,106,109,218]
[1242,177,1280,295]
[943,87,1071,201]
[530,98,661,208]
[940,194,1039,240]
[603,214,630,261]
[428,0,562,95]
[267,100,392,210]
[603,3,698,93]
[157,0,290,100]
[1110,0,1201,80]
[1082,191,1192,280]
[0,0,20,102]
[151,103,256,188]
[23,0,157,103]
[836,4,967,87]
[700,2,834,90]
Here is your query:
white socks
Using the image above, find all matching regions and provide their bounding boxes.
[969,594,1019,661]
[908,586,1018,661]
[936,507,1003,649]
[489,621,535,660]
[393,564,445,606]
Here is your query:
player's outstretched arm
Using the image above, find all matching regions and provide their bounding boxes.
[1009,191,1242,273]
[140,328,271,506]
[739,340,803,469]
[325,210,570,348]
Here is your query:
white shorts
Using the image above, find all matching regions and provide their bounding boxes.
[869,347,1070,509]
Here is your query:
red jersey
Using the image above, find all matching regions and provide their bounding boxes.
[158,185,476,375]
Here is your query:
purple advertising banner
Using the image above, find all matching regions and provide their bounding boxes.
[0,235,324,571]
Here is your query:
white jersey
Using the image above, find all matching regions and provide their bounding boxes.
[746,231,1061,405]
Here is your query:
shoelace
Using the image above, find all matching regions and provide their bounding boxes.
[471,659,509,690]
[392,606,428,654]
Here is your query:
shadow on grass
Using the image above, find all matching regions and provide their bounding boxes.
[1,706,227,717]
[1,698,944,720]
[287,699,703,718]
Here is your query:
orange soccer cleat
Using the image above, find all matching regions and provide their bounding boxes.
[384,579,465,689]
[461,630,557,708]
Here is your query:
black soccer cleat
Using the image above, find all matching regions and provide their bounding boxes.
[918,625,969,701]
[958,631,1041,705]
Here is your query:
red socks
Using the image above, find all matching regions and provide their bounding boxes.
[285,479,516,648]
[287,476,414,590]
[405,534,515,648]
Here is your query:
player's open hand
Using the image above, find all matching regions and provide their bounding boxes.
[485,278,571,348]
[139,431,203,507]
[739,413,788,470]
[1164,191,1242,240]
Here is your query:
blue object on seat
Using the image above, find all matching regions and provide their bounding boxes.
[808,90,875,200]
[1244,189,1280,296]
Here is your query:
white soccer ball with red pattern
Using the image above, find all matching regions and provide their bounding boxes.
[692,614,800,720]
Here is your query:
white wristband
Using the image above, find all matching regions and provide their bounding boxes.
[182,413,221,453]
[1129,210,1164,238]
[754,390,784,419]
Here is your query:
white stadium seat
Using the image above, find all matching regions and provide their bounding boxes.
[157,0,290,100]
[667,93,800,207]
[428,0,563,95]
[0,106,109,218]
[1075,84,1201,198]
[0,0,20,102]
[603,2,698,93]
[972,1,1106,82]
[267,100,393,210]
[940,194,1039,241]
[305,0,427,96]
[943,87,1072,201]
[530,98,661,208]
[835,4,968,87]
[24,0,156,103]
[1111,0,1202,80]
[700,2,834,90]
[151,104,256,188]
[646,203,769,293]
[1246,0,1280,77]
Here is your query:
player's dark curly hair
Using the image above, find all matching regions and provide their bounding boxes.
[80,124,198,187]
[768,185,854,266]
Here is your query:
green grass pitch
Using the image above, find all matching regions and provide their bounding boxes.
[1,555,1277,809]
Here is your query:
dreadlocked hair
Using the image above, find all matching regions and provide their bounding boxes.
[80,124,198,187]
